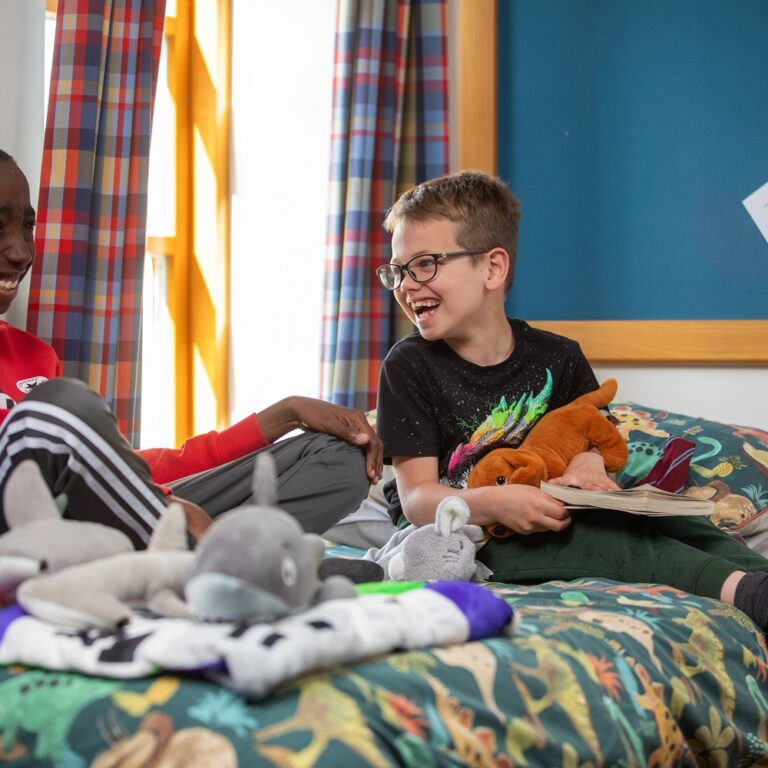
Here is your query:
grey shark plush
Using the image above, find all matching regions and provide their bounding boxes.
[186,453,356,622]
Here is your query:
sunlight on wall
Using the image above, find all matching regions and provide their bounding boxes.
[142,1,333,444]
[228,1,335,422]
[145,44,176,239]
[191,123,220,431]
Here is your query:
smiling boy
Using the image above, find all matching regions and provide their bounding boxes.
[377,172,614,536]
[376,170,768,632]
[0,153,37,315]
[0,150,62,415]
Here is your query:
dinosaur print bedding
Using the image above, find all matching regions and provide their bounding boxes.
[1,575,767,766]
[610,401,768,553]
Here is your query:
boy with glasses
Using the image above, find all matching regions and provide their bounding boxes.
[0,150,382,548]
[375,170,768,632]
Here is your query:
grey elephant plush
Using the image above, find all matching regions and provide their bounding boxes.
[387,496,492,582]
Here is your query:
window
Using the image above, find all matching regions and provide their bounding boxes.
[141,1,335,447]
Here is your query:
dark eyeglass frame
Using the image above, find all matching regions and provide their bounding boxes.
[375,249,488,291]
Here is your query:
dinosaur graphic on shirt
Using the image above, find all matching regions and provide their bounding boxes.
[447,369,553,481]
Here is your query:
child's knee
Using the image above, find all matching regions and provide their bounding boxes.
[8,378,116,436]
[22,377,108,416]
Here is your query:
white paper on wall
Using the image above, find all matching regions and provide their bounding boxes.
[743,180,768,245]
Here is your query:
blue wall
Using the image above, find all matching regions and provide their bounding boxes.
[498,0,768,320]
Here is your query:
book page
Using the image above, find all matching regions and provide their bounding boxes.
[539,482,714,516]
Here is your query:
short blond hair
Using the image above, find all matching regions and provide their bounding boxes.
[383,170,521,291]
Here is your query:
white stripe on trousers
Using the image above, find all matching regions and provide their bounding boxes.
[0,401,167,544]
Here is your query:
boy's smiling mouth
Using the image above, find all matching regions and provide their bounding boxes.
[410,299,439,319]
[0,273,22,293]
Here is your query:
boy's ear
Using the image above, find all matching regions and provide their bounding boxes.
[485,247,510,290]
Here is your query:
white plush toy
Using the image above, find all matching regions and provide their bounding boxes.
[387,497,492,582]
[0,461,134,601]
[16,500,192,629]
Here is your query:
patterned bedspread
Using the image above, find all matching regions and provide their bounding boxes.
[1,577,767,767]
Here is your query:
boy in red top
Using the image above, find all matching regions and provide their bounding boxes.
[0,149,382,548]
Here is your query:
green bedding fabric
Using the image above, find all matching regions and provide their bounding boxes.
[610,400,768,538]
[1,578,767,767]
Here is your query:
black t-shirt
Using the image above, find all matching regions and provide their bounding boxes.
[377,318,598,490]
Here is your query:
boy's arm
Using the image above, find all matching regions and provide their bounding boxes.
[394,455,572,534]
[138,414,269,484]
[139,397,382,485]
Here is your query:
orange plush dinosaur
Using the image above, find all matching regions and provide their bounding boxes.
[467,379,628,538]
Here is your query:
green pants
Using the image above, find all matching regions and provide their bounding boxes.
[478,510,768,599]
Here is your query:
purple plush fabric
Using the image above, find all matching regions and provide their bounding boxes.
[426,581,514,641]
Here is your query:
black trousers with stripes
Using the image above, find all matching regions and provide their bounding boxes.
[0,378,370,549]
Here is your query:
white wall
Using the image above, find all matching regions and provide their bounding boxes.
[593,366,768,430]
[0,0,45,329]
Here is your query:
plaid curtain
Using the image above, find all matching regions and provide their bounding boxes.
[322,0,449,410]
[27,0,166,446]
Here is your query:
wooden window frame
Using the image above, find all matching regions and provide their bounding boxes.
[164,0,232,443]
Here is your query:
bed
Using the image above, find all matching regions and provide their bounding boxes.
[0,401,767,767]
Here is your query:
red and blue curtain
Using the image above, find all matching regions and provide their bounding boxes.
[322,0,450,410]
[28,0,166,445]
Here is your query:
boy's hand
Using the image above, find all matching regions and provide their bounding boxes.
[256,396,383,483]
[495,485,572,534]
[289,397,383,484]
[547,450,620,492]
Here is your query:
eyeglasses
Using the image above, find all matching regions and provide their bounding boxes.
[375,250,487,291]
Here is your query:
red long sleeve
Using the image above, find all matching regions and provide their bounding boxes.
[0,321,62,426]
[137,413,269,484]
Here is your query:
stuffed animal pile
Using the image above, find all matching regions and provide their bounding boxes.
[1,454,357,630]
[0,458,518,699]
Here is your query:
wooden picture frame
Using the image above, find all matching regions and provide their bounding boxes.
[455,0,768,364]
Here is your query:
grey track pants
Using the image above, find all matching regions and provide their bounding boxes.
[0,377,370,547]
[168,430,371,535]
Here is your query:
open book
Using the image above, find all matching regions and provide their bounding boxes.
[540,482,715,517]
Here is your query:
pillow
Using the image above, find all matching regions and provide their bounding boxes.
[321,412,397,549]
[609,401,768,552]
